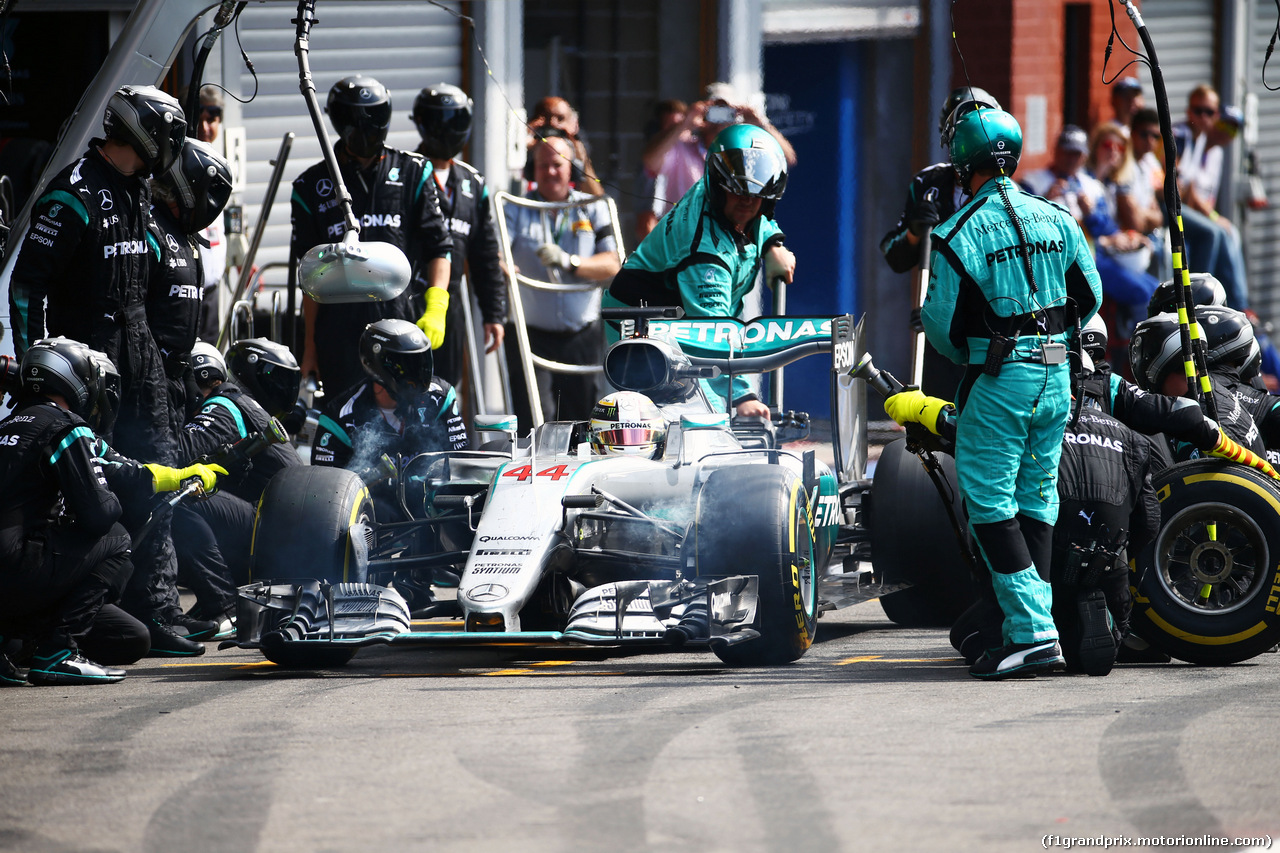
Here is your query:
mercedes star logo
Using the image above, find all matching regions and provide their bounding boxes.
[467,583,508,603]
[316,178,333,198]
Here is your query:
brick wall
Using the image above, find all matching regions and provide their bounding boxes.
[950,0,1133,174]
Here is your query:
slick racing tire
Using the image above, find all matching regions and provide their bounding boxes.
[693,465,818,666]
[251,466,374,584]
[1130,458,1280,665]
[870,438,976,627]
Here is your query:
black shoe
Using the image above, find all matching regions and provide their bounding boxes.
[0,652,26,686]
[1116,634,1171,664]
[969,640,1066,680]
[168,613,220,641]
[1076,590,1117,676]
[147,621,207,657]
[27,649,125,685]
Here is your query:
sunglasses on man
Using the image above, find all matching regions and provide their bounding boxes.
[200,105,223,121]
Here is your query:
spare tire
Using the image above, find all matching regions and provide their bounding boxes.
[870,438,977,626]
[1129,458,1280,665]
[251,466,374,583]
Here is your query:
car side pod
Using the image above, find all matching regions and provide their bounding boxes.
[298,230,412,304]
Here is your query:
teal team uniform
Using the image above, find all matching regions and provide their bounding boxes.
[923,175,1101,645]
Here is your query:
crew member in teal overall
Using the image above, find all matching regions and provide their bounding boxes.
[886,106,1102,679]
[605,124,795,417]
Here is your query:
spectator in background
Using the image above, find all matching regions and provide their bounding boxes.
[525,96,603,198]
[635,98,687,240]
[504,133,621,426]
[1110,77,1145,132]
[642,82,796,222]
[1127,108,1166,235]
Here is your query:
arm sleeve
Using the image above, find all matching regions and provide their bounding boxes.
[171,400,244,464]
[879,177,925,274]
[288,181,320,296]
[412,162,454,267]
[51,427,122,537]
[8,189,92,357]
[1065,221,1103,325]
[920,238,967,364]
[469,183,509,325]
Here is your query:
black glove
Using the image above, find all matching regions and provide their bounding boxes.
[907,196,941,237]
[909,307,924,333]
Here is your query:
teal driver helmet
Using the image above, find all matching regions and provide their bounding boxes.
[705,124,788,218]
[946,107,1023,189]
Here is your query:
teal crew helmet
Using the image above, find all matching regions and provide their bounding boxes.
[705,124,788,218]
[946,107,1023,189]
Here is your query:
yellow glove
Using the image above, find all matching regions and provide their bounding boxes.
[1209,432,1280,481]
[883,389,954,436]
[144,462,229,494]
[416,287,450,350]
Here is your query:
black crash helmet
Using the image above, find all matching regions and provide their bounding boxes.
[20,337,101,419]
[937,86,1000,140]
[413,83,473,161]
[1147,272,1228,317]
[103,84,187,174]
[327,75,393,159]
[159,138,233,233]
[359,318,433,400]
[1130,312,1198,393]
[227,338,302,418]
[1198,305,1257,375]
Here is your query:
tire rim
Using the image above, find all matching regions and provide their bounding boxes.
[1154,502,1268,616]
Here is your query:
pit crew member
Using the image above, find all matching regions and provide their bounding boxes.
[292,75,452,396]
[311,319,468,472]
[606,124,793,417]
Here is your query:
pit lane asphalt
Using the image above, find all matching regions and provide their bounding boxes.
[4,601,1279,852]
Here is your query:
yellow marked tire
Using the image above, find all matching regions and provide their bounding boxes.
[251,466,375,584]
[693,465,817,665]
[1130,459,1280,665]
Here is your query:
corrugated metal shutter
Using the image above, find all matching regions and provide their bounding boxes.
[1135,0,1217,119]
[1247,4,1280,320]
[231,1,463,274]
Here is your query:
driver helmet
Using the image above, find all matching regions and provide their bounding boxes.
[190,341,228,389]
[705,124,788,219]
[20,337,102,420]
[327,75,393,159]
[589,391,665,458]
[103,85,186,174]
[227,338,302,418]
[86,349,121,435]
[937,86,1000,140]
[413,83,473,160]
[359,319,434,400]
[1130,312,1201,392]
[1080,314,1108,362]
[946,107,1022,188]
[158,138,232,233]
[1147,272,1228,317]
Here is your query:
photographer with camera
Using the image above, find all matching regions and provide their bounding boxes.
[641,82,795,222]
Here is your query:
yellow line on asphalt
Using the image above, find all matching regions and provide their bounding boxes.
[837,655,964,665]
[836,655,883,664]
[158,660,276,668]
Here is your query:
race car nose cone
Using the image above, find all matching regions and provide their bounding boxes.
[299,232,411,304]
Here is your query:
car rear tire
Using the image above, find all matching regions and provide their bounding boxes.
[251,466,374,584]
[1129,458,1280,665]
[693,465,818,666]
[870,438,977,627]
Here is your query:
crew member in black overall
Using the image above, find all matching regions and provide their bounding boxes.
[292,76,453,397]
[412,83,508,397]
[147,138,233,429]
[311,319,468,473]
[879,86,1000,399]
[168,339,302,630]
[0,339,221,684]
[1193,305,1280,458]
[5,85,204,653]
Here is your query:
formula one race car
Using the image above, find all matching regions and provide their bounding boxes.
[231,308,941,668]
